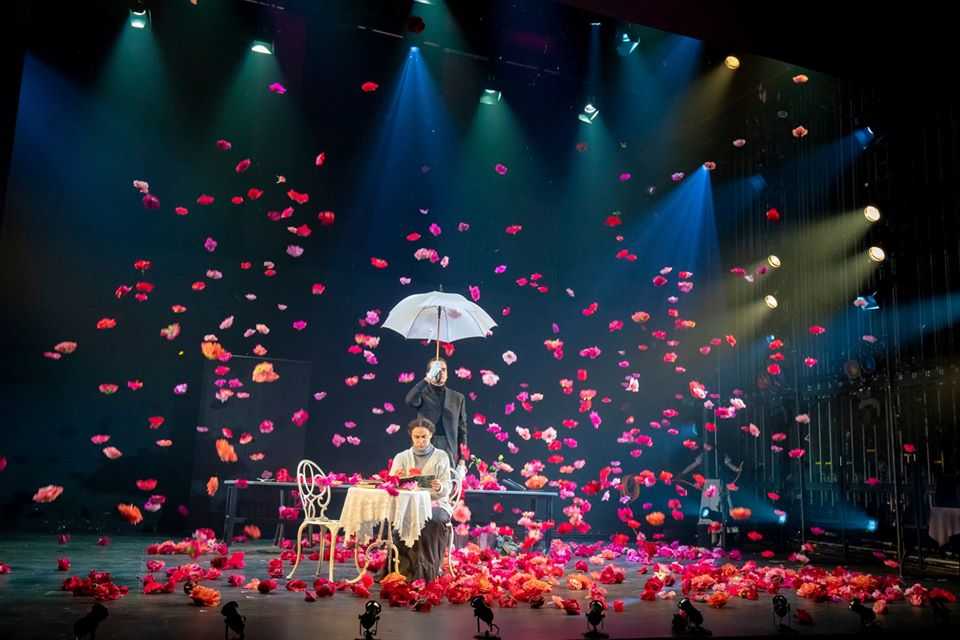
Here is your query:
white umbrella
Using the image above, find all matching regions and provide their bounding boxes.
[382,291,498,359]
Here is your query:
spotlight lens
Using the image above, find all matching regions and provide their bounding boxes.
[868,246,886,263]
[767,255,781,268]
[866,519,878,532]
[251,41,273,55]
[724,55,741,70]
[584,103,597,114]
[778,513,787,525]
[864,206,881,222]
[130,18,146,29]
[764,295,778,309]
[700,507,710,519]
[480,89,502,105]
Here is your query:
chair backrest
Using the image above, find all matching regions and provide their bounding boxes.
[448,467,465,505]
[295,459,331,520]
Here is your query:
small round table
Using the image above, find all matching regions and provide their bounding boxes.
[339,486,433,582]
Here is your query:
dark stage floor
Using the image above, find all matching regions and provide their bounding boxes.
[0,534,956,640]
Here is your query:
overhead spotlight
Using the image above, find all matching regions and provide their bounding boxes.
[764,295,779,309]
[866,519,878,533]
[616,32,638,57]
[700,506,722,521]
[864,206,881,222]
[854,293,880,311]
[777,513,787,525]
[251,40,273,55]
[590,21,602,27]
[480,88,502,105]
[854,127,876,148]
[129,1,149,29]
[868,246,886,263]
[724,55,741,70]
[772,594,791,632]
[767,255,781,269]
[578,103,599,124]
[358,601,382,640]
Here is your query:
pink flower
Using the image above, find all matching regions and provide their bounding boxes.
[494,163,508,175]
[332,434,346,448]
[469,285,481,302]
[291,409,309,427]
[502,351,517,366]
[204,237,218,252]
[268,82,287,94]
[452,504,472,524]
[292,320,307,331]
[103,447,123,460]
[788,448,806,459]
[32,485,64,503]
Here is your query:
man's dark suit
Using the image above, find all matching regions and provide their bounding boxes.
[405,378,467,464]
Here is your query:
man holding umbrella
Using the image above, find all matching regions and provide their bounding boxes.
[383,288,496,472]
[405,357,468,470]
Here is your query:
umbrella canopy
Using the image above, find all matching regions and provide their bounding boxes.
[382,291,497,355]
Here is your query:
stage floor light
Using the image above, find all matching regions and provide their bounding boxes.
[764,295,778,309]
[864,206,881,222]
[868,246,886,263]
[767,255,781,269]
[724,56,740,70]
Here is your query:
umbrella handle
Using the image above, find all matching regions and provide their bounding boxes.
[435,307,441,360]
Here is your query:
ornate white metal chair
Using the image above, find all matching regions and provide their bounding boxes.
[444,466,466,577]
[286,460,343,581]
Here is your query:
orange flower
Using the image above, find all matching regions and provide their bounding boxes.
[380,572,407,587]
[190,584,221,607]
[645,511,666,527]
[243,525,262,540]
[215,439,238,463]
[32,485,64,503]
[566,574,592,591]
[156,439,173,447]
[207,476,219,496]
[117,503,143,525]
[525,475,548,490]
[251,362,280,383]
[201,341,225,360]
[706,591,729,608]
[729,507,752,521]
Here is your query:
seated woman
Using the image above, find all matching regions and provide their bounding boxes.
[387,417,453,582]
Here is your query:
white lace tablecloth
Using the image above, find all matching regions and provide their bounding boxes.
[339,487,433,547]
[929,507,960,546]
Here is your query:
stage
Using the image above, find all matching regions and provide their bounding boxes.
[0,534,956,639]
[4,2,960,639]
